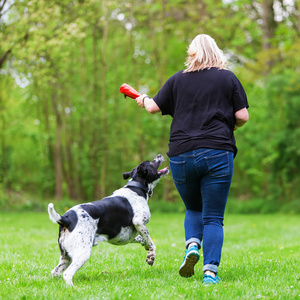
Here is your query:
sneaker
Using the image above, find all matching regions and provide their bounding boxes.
[203,274,221,285]
[179,245,200,277]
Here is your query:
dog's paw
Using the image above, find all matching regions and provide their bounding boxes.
[51,268,61,278]
[146,252,155,266]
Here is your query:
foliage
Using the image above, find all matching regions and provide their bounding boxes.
[0,212,300,299]
[1,0,300,211]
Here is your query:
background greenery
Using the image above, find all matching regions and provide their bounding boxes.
[1,0,300,213]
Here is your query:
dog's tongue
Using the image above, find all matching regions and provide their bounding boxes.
[158,167,169,174]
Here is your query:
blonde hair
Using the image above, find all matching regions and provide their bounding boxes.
[183,34,228,73]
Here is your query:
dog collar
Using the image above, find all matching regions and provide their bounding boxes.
[126,181,150,194]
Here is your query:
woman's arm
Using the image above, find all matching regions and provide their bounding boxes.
[234,107,249,130]
[136,94,161,114]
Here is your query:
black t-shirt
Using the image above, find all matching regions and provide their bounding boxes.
[153,68,249,157]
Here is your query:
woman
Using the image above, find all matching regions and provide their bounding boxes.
[135,34,249,284]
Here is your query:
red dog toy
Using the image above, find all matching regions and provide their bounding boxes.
[120,83,141,99]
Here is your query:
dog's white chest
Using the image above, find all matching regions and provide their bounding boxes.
[112,188,151,224]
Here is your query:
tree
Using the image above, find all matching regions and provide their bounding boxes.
[1,0,300,211]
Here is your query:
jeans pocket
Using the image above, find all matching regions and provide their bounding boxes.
[205,151,232,178]
[169,159,186,184]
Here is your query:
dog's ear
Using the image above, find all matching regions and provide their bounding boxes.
[123,172,131,180]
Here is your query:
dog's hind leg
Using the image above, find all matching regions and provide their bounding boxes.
[60,217,97,286]
[51,253,71,278]
[63,249,92,286]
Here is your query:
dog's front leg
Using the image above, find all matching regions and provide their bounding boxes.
[134,223,156,266]
[132,235,147,247]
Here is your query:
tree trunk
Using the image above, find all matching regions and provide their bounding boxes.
[51,89,64,199]
[262,0,276,72]
[0,107,9,189]
[41,88,56,197]
[99,4,110,199]
[0,49,11,69]
[296,0,300,34]
[63,123,77,199]
[90,23,101,199]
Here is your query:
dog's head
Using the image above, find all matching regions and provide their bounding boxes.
[123,154,169,197]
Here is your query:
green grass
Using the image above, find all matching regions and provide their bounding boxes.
[0,212,299,299]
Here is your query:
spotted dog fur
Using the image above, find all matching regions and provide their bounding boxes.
[48,154,169,286]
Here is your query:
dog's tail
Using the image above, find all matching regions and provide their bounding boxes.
[48,203,62,224]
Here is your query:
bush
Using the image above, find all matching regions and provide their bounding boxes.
[226,198,280,214]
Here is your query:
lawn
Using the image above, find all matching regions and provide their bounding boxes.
[0,211,299,299]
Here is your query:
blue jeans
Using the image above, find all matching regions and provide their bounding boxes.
[169,148,234,274]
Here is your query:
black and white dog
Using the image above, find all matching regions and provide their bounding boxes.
[48,154,169,286]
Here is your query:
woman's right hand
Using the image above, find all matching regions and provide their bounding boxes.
[136,94,148,108]
[135,94,161,114]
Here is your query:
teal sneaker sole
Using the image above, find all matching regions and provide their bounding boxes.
[179,249,200,278]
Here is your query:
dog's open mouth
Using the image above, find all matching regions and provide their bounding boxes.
[158,166,169,176]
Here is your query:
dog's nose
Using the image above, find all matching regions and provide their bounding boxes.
[155,154,163,160]
[153,154,164,163]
